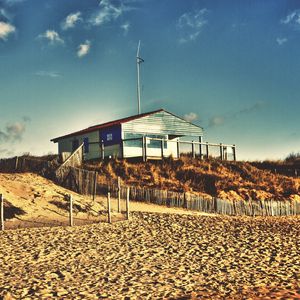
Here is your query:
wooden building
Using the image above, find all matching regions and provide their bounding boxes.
[51,109,235,161]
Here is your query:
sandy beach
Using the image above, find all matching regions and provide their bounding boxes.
[1,212,300,299]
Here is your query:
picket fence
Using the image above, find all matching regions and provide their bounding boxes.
[1,157,300,217]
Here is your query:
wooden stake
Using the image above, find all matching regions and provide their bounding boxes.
[69,194,73,227]
[107,192,112,224]
[92,171,97,201]
[15,156,18,170]
[126,187,130,220]
[0,194,4,231]
[117,176,121,213]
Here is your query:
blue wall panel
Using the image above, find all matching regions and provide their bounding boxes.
[100,125,121,146]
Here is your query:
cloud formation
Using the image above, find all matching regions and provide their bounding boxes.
[38,30,64,45]
[281,10,300,29]
[208,102,264,128]
[35,71,62,78]
[276,37,287,46]
[183,112,198,122]
[90,0,129,26]
[0,21,15,40]
[121,22,130,35]
[77,40,91,57]
[177,8,209,43]
[62,11,82,30]
[0,118,30,143]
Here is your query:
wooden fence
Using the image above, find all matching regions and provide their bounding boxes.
[55,166,300,217]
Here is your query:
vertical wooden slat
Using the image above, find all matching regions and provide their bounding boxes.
[107,192,112,224]
[118,176,121,213]
[69,194,73,227]
[126,187,130,220]
[0,194,4,231]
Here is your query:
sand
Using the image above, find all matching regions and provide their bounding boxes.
[1,173,300,299]
[1,213,300,299]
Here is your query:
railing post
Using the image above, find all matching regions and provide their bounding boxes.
[192,141,195,158]
[101,140,105,160]
[118,176,121,213]
[15,156,18,170]
[126,187,130,220]
[0,194,4,231]
[107,192,111,223]
[232,144,236,161]
[144,137,147,161]
[177,140,180,159]
[161,139,164,159]
[69,194,73,227]
[206,142,209,159]
[220,143,223,160]
[199,136,203,160]
[142,136,146,162]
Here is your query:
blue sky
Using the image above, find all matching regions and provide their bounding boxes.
[0,0,299,160]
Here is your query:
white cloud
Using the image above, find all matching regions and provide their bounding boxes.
[77,40,91,57]
[183,112,198,122]
[0,21,15,40]
[209,116,225,128]
[90,0,127,26]
[62,11,82,30]
[35,71,62,78]
[276,37,288,46]
[121,22,130,35]
[177,8,209,43]
[281,10,300,25]
[38,30,64,45]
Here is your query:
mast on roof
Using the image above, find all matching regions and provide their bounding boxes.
[136,40,144,114]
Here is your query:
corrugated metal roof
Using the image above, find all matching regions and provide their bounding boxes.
[51,109,203,142]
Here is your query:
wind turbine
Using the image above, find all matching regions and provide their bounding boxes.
[136,40,144,115]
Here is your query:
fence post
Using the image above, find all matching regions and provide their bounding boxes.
[142,136,146,162]
[0,194,4,231]
[118,176,121,213]
[219,143,223,160]
[232,145,236,161]
[161,139,164,159]
[15,156,18,170]
[192,141,195,158]
[177,140,180,159]
[92,171,98,201]
[126,187,130,220]
[107,192,112,223]
[206,142,209,159]
[69,194,73,227]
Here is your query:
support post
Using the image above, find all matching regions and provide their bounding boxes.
[120,140,124,159]
[144,137,147,161]
[117,176,121,213]
[142,136,146,162]
[206,142,209,159]
[69,194,73,227]
[0,194,4,231]
[161,139,164,159]
[92,171,98,201]
[177,140,180,159]
[192,141,195,158]
[107,192,111,224]
[101,140,105,160]
[126,187,130,220]
[220,143,223,160]
[232,145,236,161]
[199,136,203,160]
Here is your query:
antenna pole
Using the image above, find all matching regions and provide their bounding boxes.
[136,40,144,115]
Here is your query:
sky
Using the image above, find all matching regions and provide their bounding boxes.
[0,0,300,161]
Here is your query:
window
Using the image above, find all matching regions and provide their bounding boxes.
[83,137,89,153]
[107,133,113,141]
[123,132,167,148]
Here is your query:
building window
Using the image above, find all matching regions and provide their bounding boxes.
[107,133,113,141]
[83,137,89,153]
[72,139,79,152]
